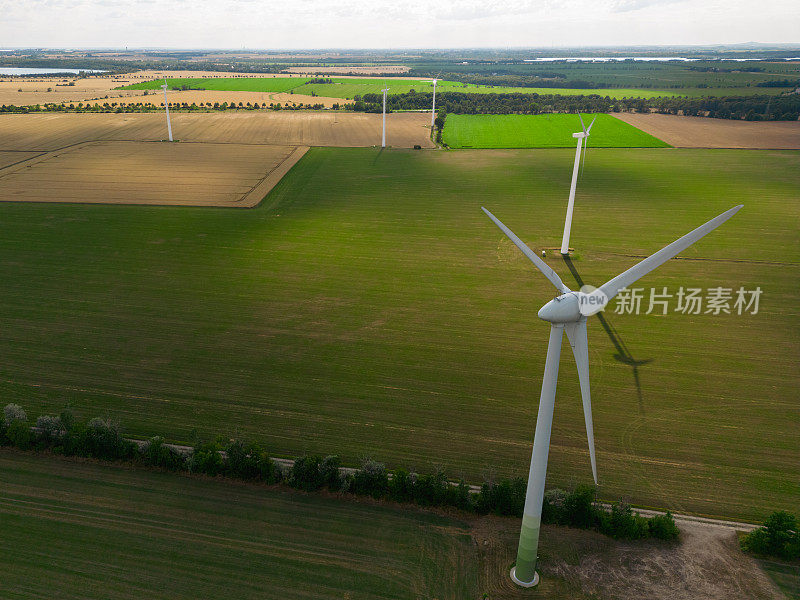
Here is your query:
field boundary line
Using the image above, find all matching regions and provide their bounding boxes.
[123,436,761,532]
[238,145,309,208]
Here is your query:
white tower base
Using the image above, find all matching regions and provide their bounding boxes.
[510,567,540,588]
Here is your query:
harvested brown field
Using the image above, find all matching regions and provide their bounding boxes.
[614,113,800,149]
[0,76,150,106]
[0,112,436,150]
[81,89,347,109]
[0,71,309,106]
[0,151,42,170]
[286,65,411,75]
[0,141,306,207]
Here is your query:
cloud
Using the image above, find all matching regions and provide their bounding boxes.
[607,0,684,12]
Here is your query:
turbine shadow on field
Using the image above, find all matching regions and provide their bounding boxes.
[563,255,652,414]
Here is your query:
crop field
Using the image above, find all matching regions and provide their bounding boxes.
[614,113,800,149]
[1,451,782,600]
[0,141,307,207]
[117,75,788,100]
[0,451,481,599]
[0,148,797,523]
[442,113,669,148]
[122,76,311,93]
[118,76,688,99]
[0,112,436,149]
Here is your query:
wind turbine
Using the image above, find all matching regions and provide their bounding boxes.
[430,77,439,128]
[560,113,596,255]
[482,203,742,588]
[381,85,390,148]
[160,78,173,142]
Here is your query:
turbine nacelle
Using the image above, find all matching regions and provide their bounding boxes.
[572,131,589,139]
[538,292,580,323]
[538,289,609,322]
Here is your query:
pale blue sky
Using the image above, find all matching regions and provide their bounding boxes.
[1,0,797,49]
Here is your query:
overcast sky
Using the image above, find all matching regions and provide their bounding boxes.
[2,0,798,49]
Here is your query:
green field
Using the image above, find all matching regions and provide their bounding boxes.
[0,148,797,523]
[298,78,684,99]
[120,76,310,93]
[0,450,481,599]
[119,76,687,99]
[442,114,670,148]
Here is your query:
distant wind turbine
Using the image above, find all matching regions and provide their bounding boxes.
[482,203,742,588]
[560,114,596,254]
[160,78,173,142]
[430,77,439,128]
[381,85,390,148]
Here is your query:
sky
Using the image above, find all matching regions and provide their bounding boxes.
[1,0,798,49]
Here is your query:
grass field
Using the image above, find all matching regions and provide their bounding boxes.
[0,148,797,523]
[442,113,669,148]
[0,450,481,599]
[2,450,782,599]
[121,76,310,93]
[118,77,689,99]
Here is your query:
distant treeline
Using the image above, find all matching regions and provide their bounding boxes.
[1,402,679,542]
[357,91,800,121]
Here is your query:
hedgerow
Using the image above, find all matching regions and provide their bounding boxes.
[1,403,681,542]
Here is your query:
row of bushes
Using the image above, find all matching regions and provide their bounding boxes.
[1,403,678,541]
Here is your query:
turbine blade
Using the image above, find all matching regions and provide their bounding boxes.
[578,113,586,134]
[482,207,570,294]
[564,319,597,485]
[587,115,597,134]
[599,205,743,302]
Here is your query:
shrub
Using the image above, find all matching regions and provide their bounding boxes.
[6,420,33,449]
[602,502,650,540]
[412,470,449,506]
[388,469,415,503]
[444,479,473,511]
[84,418,136,460]
[475,478,526,516]
[289,455,325,492]
[35,415,66,446]
[542,488,567,524]
[225,440,262,480]
[3,403,26,425]
[320,455,343,491]
[350,459,389,499]
[143,436,186,471]
[562,484,597,529]
[742,511,799,561]
[649,511,680,541]
[188,441,223,476]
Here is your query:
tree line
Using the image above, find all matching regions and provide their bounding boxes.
[1,402,679,542]
[361,90,800,121]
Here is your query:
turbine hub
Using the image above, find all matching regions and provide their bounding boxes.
[538,293,582,323]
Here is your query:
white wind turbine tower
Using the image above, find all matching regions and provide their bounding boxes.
[561,113,596,254]
[160,78,173,142]
[381,85,390,148]
[430,77,439,128]
[482,203,742,588]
